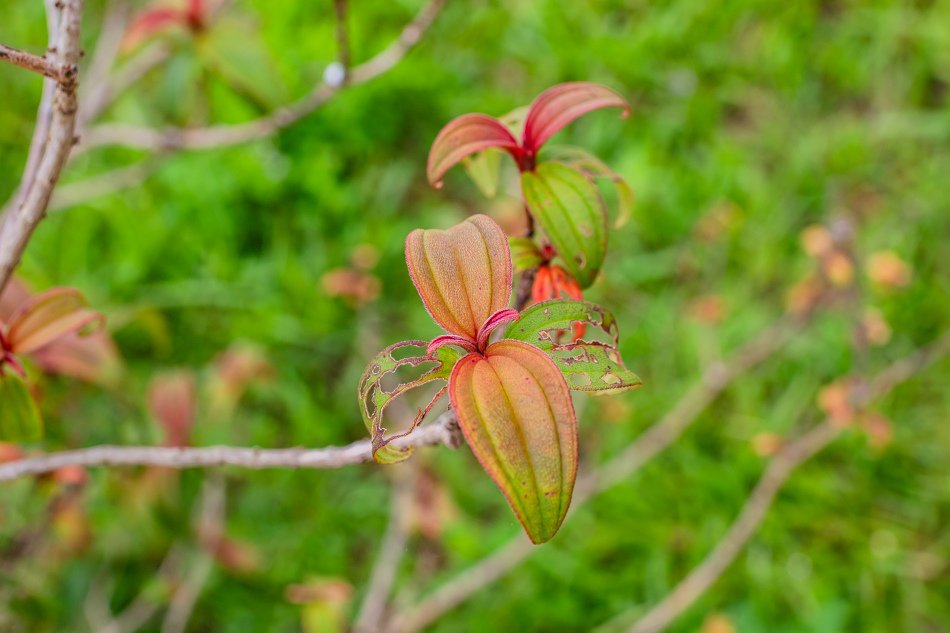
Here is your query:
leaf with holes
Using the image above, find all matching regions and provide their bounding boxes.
[545,145,634,228]
[521,162,607,288]
[0,373,42,442]
[5,288,103,356]
[504,299,641,395]
[358,341,462,464]
[427,115,521,188]
[450,340,577,544]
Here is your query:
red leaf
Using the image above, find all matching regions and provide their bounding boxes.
[522,82,629,153]
[6,288,103,356]
[122,7,186,51]
[148,371,197,447]
[427,114,521,188]
[30,330,123,386]
[450,339,578,544]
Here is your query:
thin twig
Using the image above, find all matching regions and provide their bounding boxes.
[161,476,225,633]
[77,0,446,152]
[0,42,76,83]
[0,411,462,484]
[386,311,811,633]
[619,331,950,633]
[333,0,351,76]
[0,0,84,293]
[353,465,416,633]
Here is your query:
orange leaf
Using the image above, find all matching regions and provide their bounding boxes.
[6,288,103,356]
[405,214,512,341]
[449,340,577,544]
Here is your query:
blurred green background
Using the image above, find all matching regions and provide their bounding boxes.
[2,0,949,631]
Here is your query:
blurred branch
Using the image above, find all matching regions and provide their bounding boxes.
[353,465,416,633]
[49,157,164,211]
[161,476,225,633]
[0,411,462,484]
[79,40,171,127]
[0,42,76,83]
[84,545,185,633]
[616,330,950,633]
[77,0,446,152]
[0,0,84,293]
[333,0,351,75]
[386,310,813,633]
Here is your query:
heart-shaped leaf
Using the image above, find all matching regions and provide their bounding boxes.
[504,299,641,395]
[522,82,629,153]
[427,114,521,188]
[449,339,577,544]
[545,145,634,228]
[0,373,42,442]
[405,214,512,341]
[358,341,462,464]
[6,288,103,356]
[521,162,607,288]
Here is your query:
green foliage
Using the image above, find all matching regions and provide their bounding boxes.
[0,373,42,441]
[522,162,608,288]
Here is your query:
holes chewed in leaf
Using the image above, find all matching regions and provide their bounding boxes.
[503,299,641,395]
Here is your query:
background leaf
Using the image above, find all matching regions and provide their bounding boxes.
[6,288,103,356]
[521,162,608,288]
[504,300,641,395]
[0,373,42,442]
[198,17,287,109]
[462,148,503,198]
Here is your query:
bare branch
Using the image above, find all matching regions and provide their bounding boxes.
[77,0,446,152]
[620,331,950,633]
[0,42,76,83]
[0,411,462,484]
[621,423,840,633]
[353,465,416,633]
[161,477,225,633]
[0,0,84,293]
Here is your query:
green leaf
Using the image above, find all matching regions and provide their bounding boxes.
[521,162,607,288]
[449,340,577,544]
[462,148,503,198]
[0,373,42,442]
[545,145,634,228]
[508,236,543,274]
[198,18,286,109]
[503,299,642,395]
[358,341,462,463]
